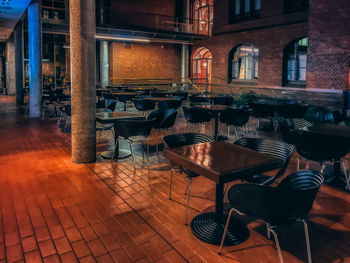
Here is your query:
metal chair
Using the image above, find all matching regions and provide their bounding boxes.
[219,170,324,263]
[182,106,212,133]
[212,96,234,106]
[234,138,294,185]
[163,133,214,225]
[133,98,156,115]
[96,99,117,112]
[114,119,154,168]
[157,99,182,110]
[219,108,251,140]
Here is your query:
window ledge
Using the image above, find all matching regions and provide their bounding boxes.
[229,80,258,85]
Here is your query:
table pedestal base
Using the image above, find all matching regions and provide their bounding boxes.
[101,149,131,159]
[191,212,249,246]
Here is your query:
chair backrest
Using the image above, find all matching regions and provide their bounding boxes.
[133,99,156,111]
[102,92,114,100]
[189,95,209,103]
[292,129,349,162]
[182,106,212,124]
[279,118,312,144]
[163,133,214,149]
[115,119,154,139]
[273,170,324,224]
[212,96,234,106]
[278,104,307,119]
[159,109,178,129]
[147,109,164,128]
[219,108,251,127]
[235,137,294,184]
[157,99,182,110]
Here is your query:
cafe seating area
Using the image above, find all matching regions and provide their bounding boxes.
[2,84,350,262]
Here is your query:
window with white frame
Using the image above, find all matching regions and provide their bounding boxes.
[228,44,259,82]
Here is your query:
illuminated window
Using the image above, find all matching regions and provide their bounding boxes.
[193,0,214,35]
[192,47,212,90]
[230,0,260,23]
[283,37,308,86]
[228,44,259,82]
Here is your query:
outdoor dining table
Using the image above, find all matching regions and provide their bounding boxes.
[163,141,283,246]
[96,111,145,159]
[193,104,227,140]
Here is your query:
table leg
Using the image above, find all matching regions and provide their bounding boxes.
[190,183,249,246]
[214,115,219,140]
[101,134,132,159]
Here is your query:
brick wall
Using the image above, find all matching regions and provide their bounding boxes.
[109,42,181,82]
[307,0,350,90]
[192,23,307,87]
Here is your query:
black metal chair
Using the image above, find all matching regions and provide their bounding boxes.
[114,119,154,168]
[212,96,234,106]
[292,129,350,187]
[277,103,307,119]
[157,99,182,111]
[163,133,214,224]
[189,95,210,104]
[133,99,156,115]
[96,99,117,112]
[182,106,212,133]
[279,118,312,145]
[102,92,114,100]
[219,108,251,140]
[234,138,294,185]
[63,105,71,132]
[219,170,324,263]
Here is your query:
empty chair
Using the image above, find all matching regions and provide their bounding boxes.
[114,119,154,168]
[189,95,210,104]
[234,138,294,185]
[212,96,234,106]
[279,118,312,145]
[157,99,182,110]
[277,103,307,119]
[219,108,251,140]
[182,106,212,132]
[163,133,214,224]
[219,170,324,263]
[102,92,114,100]
[292,129,349,187]
[96,99,117,112]
[133,98,156,115]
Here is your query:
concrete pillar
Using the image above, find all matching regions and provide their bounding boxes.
[28,0,43,118]
[181,44,189,83]
[5,35,15,95]
[70,0,96,163]
[99,41,109,87]
[14,20,24,105]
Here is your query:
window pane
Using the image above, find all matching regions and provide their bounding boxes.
[287,59,296,81]
[235,0,240,15]
[244,0,250,13]
[255,0,261,10]
[298,54,307,68]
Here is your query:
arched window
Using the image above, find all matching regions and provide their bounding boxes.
[228,44,259,82]
[193,0,213,35]
[283,37,308,86]
[192,47,212,89]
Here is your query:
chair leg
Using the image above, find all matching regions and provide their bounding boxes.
[184,180,189,195]
[305,160,310,170]
[156,144,160,163]
[185,177,192,226]
[147,143,150,169]
[218,208,235,255]
[234,127,239,141]
[298,219,312,263]
[267,224,284,263]
[266,223,271,239]
[128,140,135,169]
[169,169,174,200]
[297,157,300,171]
[320,163,327,175]
[341,160,350,190]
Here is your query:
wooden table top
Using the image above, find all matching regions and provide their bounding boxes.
[193,104,228,111]
[163,141,282,184]
[111,92,138,96]
[96,111,144,123]
[145,97,177,101]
